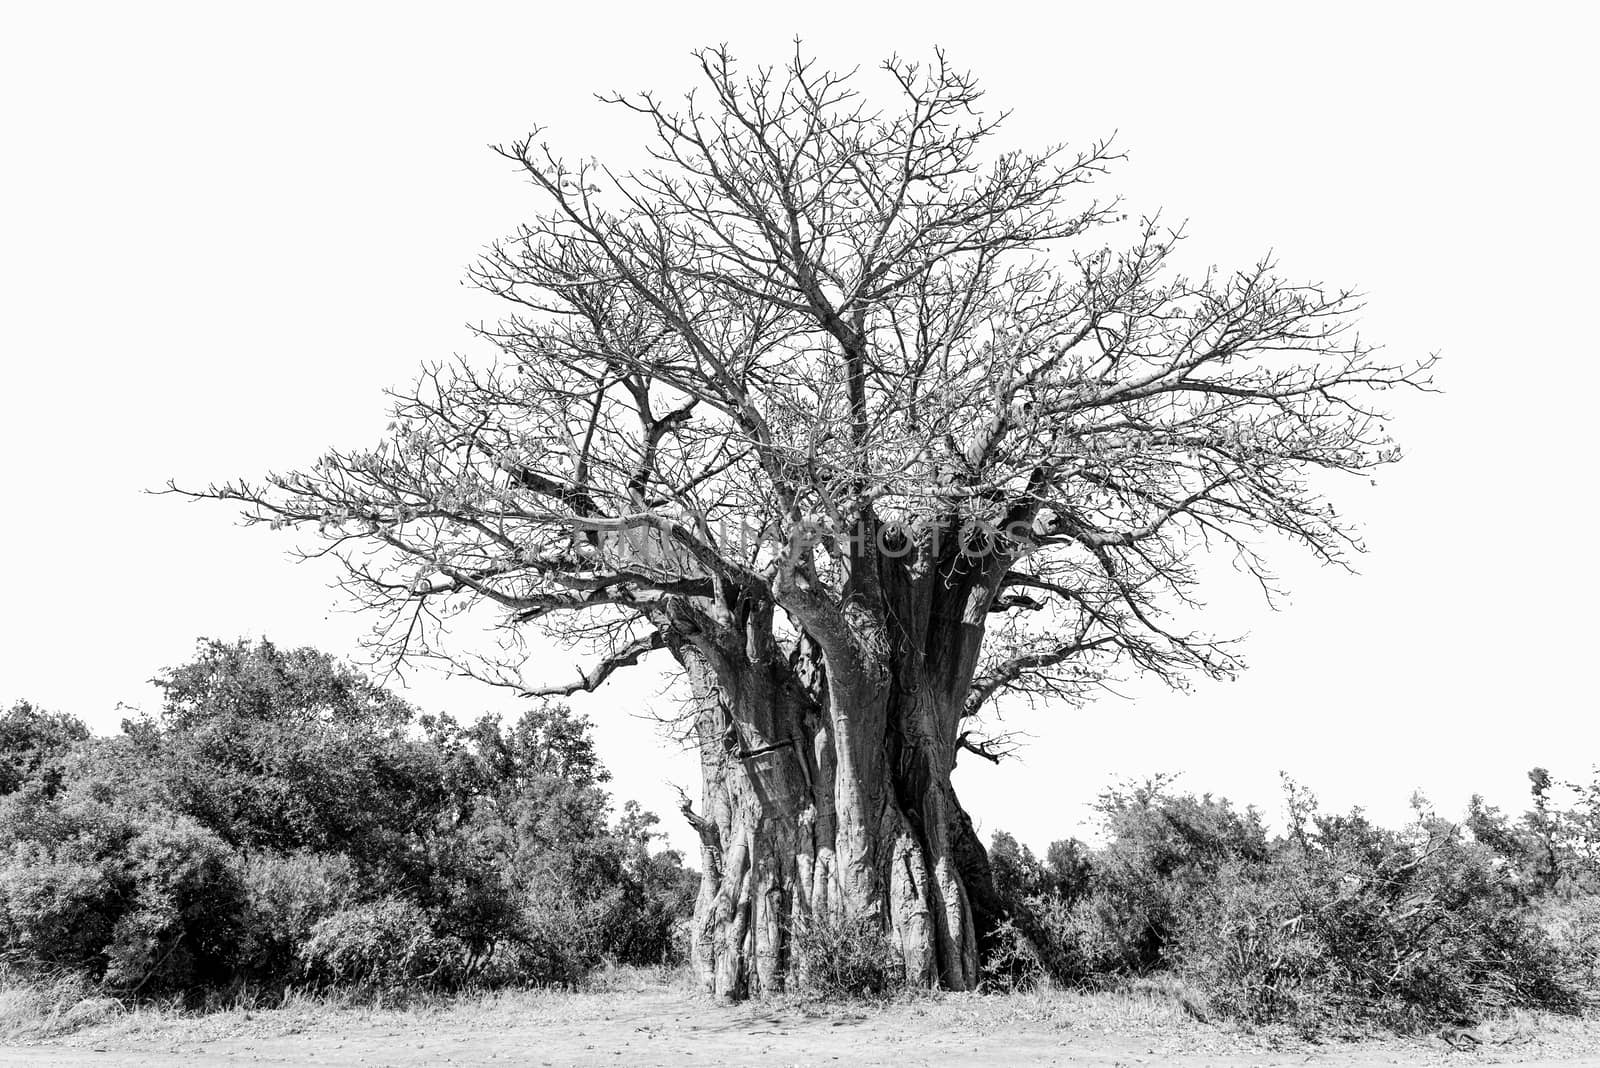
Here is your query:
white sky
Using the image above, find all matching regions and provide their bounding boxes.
[2,2,1596,854]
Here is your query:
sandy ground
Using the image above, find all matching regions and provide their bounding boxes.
[6,976,1600,1068]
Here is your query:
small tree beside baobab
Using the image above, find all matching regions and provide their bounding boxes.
[180,47,1431,999]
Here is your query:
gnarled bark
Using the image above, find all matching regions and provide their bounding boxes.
[672,532,1005,999]
[680,646,990,999]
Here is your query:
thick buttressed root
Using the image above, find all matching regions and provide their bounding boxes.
[676,643,991,999]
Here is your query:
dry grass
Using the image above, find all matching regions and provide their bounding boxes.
[0,966,1201,1046]
[0,975,123,1043]
[5,965,1599,1067]
[0,963,686,1045]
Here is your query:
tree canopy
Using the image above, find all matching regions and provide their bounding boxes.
[187,47,1427,719]
[179,46,1432,997]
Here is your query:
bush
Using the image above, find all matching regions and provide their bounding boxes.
[466,934,583,989]
[0,643,697,1001]
[100,816,247,996]
[1285,814,1576,1029]
[1016,886,1138,984]
[0,848,124,975]
[1540,895,1600,997]
[300,899,455,990]
[980,918,1047,993]
[0,798,246,998]
[237,851,358,983]
[990,781,1585,1032]
[297,895,586,992]
[132,639,447,864]
[519,885,614,973]
[791,912,904,1000]
[1167,861,1328,1026]
[0,702,89,798]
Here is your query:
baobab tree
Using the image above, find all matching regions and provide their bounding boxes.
[180,47,1431,998]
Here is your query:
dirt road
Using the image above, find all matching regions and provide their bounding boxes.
[6,984,1599,1067]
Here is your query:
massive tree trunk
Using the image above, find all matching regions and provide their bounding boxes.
[678,652,988,998]
[671,535,1004,1000]
[677,639,837,998]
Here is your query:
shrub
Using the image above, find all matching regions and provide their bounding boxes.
[132,639,447,865]
[980,918,1047,993]
[0,847,124,974]
[0,798,246,998]
[1287,814,1577,1029]
[1017,886,1139,984]
[237,851,358,983]
[989,782,1584,1032]
[466,934,583,988]
[520,886,612,973]
[100,816,247,996]
[1167,861,1328,1026]
[0,702,89,798]
[0,645,698,1000]
[1540,895,1600,999]
[791,912,904,999]
[300,899,455,989]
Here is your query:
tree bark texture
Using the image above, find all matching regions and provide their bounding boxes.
[670,539,1005,999]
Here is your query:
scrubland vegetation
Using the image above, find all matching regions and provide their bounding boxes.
[0,639,693,1008]
[981,776,1600,1032]
[3,639,1598,1043]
